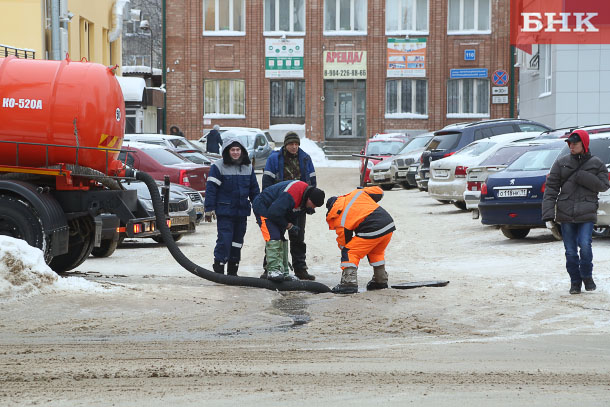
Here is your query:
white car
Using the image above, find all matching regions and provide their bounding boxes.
[199,127,275,150]
[428,132,540,209]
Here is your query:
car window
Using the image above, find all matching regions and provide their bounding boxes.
[398,136,432,153]
[366,141,405,155]
[455,141,495,157]
[518,123,549,132]
[118,151,136,167]
[255,134,267,148]
[223,131,254,148]
[180,151,211,165]
[479,145,534,166]
[474,128,493,140]
[427,133,460,151]
[135,139,165,146]
[144,148,188,165]
[507,148,563,171]
[169,139,191,149]
[491,125,516,136]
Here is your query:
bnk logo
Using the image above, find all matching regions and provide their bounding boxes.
[511,0,610,45]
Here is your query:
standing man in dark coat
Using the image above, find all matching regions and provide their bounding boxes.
[542,130,610,294]
[206,124,223,154]
[261,131,317,280]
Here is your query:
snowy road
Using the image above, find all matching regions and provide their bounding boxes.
[1,167,610,406]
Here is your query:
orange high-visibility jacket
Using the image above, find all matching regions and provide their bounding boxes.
[326,186,395,248]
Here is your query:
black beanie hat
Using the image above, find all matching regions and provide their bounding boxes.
[284,131,300,145]
[306,187,325,207]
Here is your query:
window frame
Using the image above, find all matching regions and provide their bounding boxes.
[270,79,306,123]
[539,44,552,98]
[447,0,491,35]
[203,0,246,36]
[323,0,368,36]
[385,0,429,35]
[446,78,490,118]
[203,79,246,118]
[263,0,306,36]
[385,78,429,119]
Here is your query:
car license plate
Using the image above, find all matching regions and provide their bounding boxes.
[373,174,385,181]
[497,189,527,198]
[171,216,190,226]
[423,172,429,179]
[397,171,407,177]
[435,169,449,177]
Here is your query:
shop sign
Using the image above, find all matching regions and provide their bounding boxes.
[387,38,427,78]
[265,38,304,78]
[323,51,367,79]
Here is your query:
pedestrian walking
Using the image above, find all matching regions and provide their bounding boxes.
[252,180,325,282]
[204,136,260,276]
[261,131,317,280]
[206,124,223,154]
[542,129,610,294]
[326,186,396,294]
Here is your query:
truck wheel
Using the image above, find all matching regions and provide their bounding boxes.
[501,227,530,239]
[91,238,119,258]
[49,217,95,272]
[152,234,183,244]
[0,195,52,263]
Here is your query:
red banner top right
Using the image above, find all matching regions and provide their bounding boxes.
[511,0,610,45]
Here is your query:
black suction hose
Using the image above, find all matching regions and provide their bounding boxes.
[134,170,331,293]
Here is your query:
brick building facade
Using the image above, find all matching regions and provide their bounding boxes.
[166,0,515,143]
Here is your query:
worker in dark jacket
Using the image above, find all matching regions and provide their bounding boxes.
[206,124,223,154]
[542,129,610,294]
[204,136,260,276]
[326,186,396,294]
[252,180,325,282]
[261,132,317,280]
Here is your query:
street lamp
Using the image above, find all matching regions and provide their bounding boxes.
[139,19,153,76]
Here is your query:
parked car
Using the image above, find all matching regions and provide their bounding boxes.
[594,165,610,237]
[118,142,209,196]
[199,127,275,150]
[219,129,273,170]
[464,140,554,212]
[370,133,433,190]
[175,148,214,166]
[535,124,610,140]
[428,132,539,209]
[417,119,551,191]
[389,133,434,189]
[123,133,204,152]
[119,179,197,243]
[480,133,610,240]
[359,134,409,185]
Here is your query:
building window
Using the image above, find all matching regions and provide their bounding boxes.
[203,0,245,34]
[385,79,428,117]
[386,0,429,34]
[447,0,490,34]
[540,45,552,97]
[204,79,245,117]
[324,0,367,34]
[270,80,306,124]
[264,0,305,33]
[447,78,489,117]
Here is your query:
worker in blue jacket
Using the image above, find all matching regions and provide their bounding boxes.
[261,132,317,280]
[204,136,260,276]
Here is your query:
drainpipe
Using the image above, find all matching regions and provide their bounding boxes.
[162,0,167,133]
[51,0,60,60]
[510,45,516,118]
[109,0,131,43]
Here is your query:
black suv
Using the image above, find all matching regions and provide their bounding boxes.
[416,119,551,191]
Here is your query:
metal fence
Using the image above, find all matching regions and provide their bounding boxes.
[0,45,35,59]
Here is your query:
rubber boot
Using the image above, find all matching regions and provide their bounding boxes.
[583,277,596,291]
[331,267,358,294]
[282,240,298,281]
[295,267,316,281]
[570,281,582,294]
[367,265,389,291]
[227,262,238,276]
[212,259,225,275]
[265,240,284,282]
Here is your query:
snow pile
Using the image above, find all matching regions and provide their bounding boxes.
[299,137,359,169]
[0,237,113,301]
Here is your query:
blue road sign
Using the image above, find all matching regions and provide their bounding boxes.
[464,49,476,61]
[450,68,488,79]
[492,70,509,86]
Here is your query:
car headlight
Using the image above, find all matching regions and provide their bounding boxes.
[367,161,374,169]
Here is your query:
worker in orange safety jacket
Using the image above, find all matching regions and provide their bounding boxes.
[325,186,395,294]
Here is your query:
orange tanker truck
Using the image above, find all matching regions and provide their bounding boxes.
[0,56,158,271]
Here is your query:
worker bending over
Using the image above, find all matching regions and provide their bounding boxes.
[326,186,395,294]
[252,180,325,281]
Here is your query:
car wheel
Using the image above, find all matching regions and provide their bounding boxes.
[400,182,412,189]
[381,184,394,191]
[501,227,530,239]
[593,226,608,237]
[436,199,451,204]
[453,200,467,211]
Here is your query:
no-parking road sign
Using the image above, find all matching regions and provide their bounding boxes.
[492,70,509,86]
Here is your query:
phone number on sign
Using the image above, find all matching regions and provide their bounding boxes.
[324,69,366,78]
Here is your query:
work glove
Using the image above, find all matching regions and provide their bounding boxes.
[545,220,556,229]
[204,210,216,222]
[305,207,316,215]
[288,224,301,238]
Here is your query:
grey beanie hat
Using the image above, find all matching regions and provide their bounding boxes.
[284,131,300,145]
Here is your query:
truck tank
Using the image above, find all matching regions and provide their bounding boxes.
[0,56,125,175]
